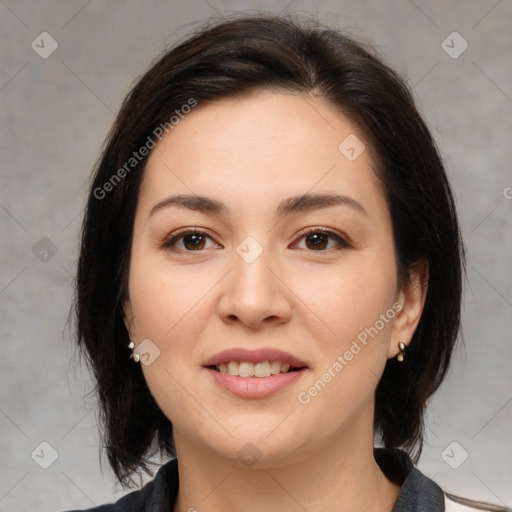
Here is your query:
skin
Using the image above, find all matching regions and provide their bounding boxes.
[122,90,428,512]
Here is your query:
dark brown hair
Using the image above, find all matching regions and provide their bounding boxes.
[73,13,465,488]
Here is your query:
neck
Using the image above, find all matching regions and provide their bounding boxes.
[172,411,401,512]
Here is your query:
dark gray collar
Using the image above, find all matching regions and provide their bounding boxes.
[375,447,445,511]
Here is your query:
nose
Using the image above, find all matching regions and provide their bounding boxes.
[217,238,292,330]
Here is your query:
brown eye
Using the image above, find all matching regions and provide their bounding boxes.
[162,229,217,251]
[162,227,350,253]
[182,233,206,250]
[296,228,351,251]
[305,232,329,250]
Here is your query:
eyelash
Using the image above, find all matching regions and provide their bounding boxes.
[160,227,351,253]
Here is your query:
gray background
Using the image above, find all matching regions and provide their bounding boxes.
[1,1,511,510]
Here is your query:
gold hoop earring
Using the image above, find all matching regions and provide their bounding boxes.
[397,342,406,362]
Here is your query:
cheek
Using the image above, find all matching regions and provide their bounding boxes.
[129,269,206,428]
[293,256,397,416]
[294,256,397,346]
[128,257,214,341]
[127,258,216,405]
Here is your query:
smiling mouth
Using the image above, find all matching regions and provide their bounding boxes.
[207,360,307,378]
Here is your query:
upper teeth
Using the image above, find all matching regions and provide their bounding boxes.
[217,360,292,378]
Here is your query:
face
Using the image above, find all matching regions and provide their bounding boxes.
[123,90,424,467]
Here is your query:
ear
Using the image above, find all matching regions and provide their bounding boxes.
[121,297,136,341]
[388,259,429,359]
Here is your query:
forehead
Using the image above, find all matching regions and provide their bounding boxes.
[138,91,386,219]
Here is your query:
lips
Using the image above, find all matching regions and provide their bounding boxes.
[203,347,308,369]
[202,348,308,398]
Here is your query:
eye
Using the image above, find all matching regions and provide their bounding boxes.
[161,228,219,251]
[161,227,351,253]
[294,227,351,252]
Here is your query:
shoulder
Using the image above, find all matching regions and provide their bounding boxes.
[61,458,179,512]
[62,485,151,512]
[374,448,510,512]
[444,492,512,512]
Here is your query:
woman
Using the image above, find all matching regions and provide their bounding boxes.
[67,13,510,512]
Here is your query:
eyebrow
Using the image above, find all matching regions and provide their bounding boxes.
[148,192,368,219]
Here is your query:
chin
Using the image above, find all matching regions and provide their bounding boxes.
[203,421,312,469]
